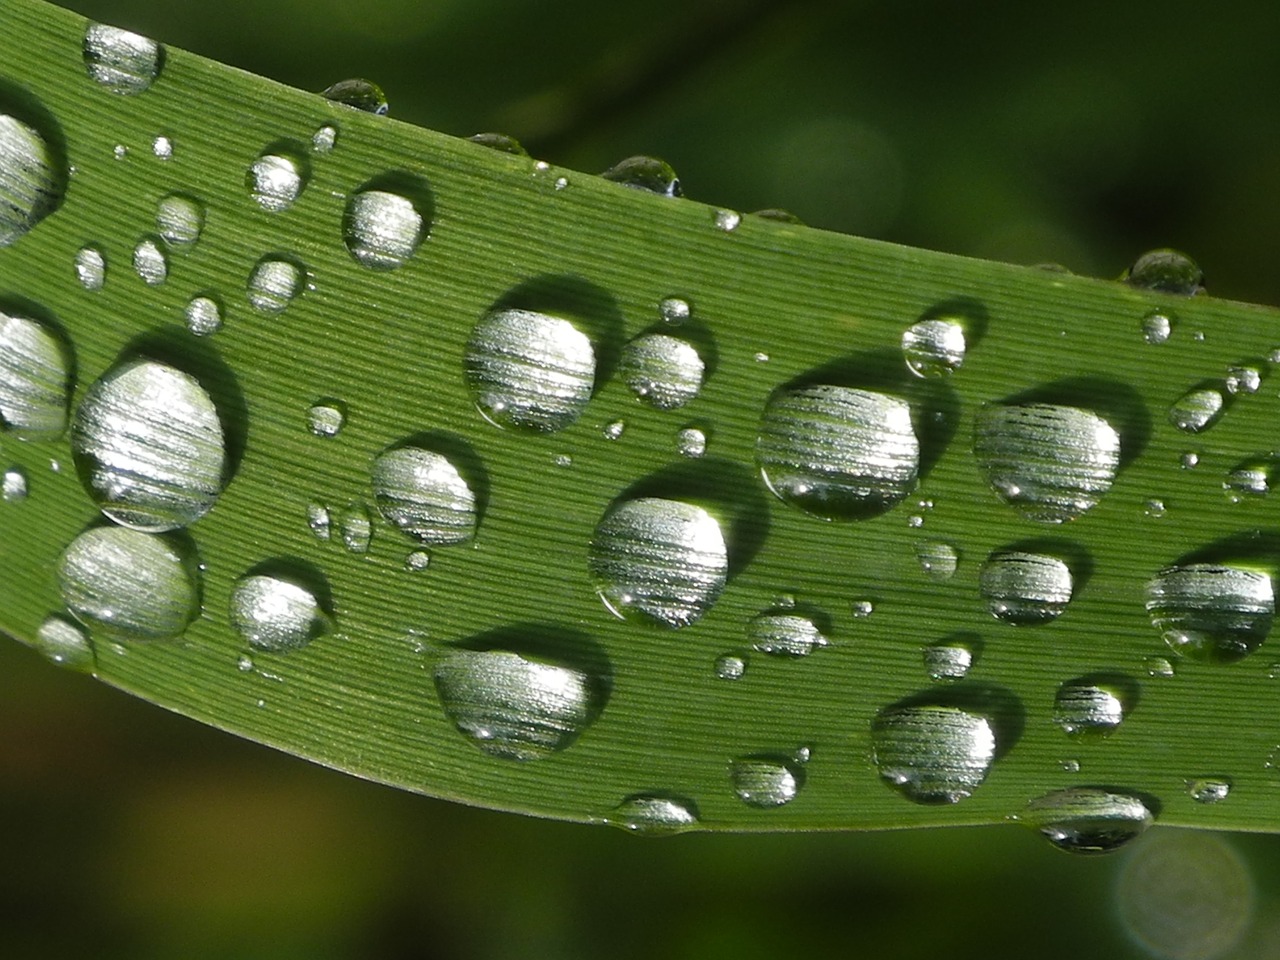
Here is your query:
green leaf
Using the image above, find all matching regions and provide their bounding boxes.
[3,0,1279,844]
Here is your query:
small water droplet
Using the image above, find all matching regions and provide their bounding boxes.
[311,124,338,153]
[1016,787,1154,854]
[247,148,309,212]
[871,701,997,804]
[342,183,427,269]
[1143,498,1167,518]
[83,24,163,95]
[754,351,770,363]
[974,403,1121,523]
[155,193,203,246]
[112,143,127,161]
[915,540,959,580]
[553,453,572,468]
[306,399,346,437]
[247,255,304,313]
[1181,451,1200,469]
[230,568,332,653]
[714,653,746,680]
[434,646,604,760]
[339,502,373,553]
[747,608,828,657]
[1143,654,1176,678]
[2,465,27,501]
[554,176,569,190]
[1060,759,1081,773]
[370,444,477,545]
[237,654,253,672]
[619,333,705,410]
[1186,777,1232,804]
[610,794,699,834]
[601,156,680,197]
[467,132,527,155]
[756,384,919,521]
[74,245,106,290]
[923,639,976,680]
[131,236,167,284]
[151,135,172,159]
[1169,386,1225,433]
[34,614,94,671]
[71,359,227,532]
[603,419,625,440]
[730,756,801,808]
[752,208,804,224]
[306,501,331,540]
[902,317,966,378]
[465,308,596,433]
[1053,675,1131,736]
[1141,310,1173,344]
[659,296,691,326]
[676,426,707,458]
[588,497,728,629]
[1226,365,1262,395]
[1122,248,1203,295]
[58,526,201,640]
[1225,458,1274,498]
[321,78,388,115]
[713,209,741,232]
[405,549,431,572]
[980,550,1073,625]
[1145,561,1273,662]
[0,307,72,437]
[852,599,875,617]
[184,295,222,337]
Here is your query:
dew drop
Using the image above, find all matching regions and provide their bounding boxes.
[752,208,804,224]
[1016,787,1154,854]
[247,256,304,313]
[871,701,997,804]
[311,125,338,153]
[0,111,62,246]
[465,308,596,433]
[658,296,691,326]
[339,502,373,553]
[306,500,330,540]
[588,497,728,629]
[155,193,203,246]
[467,132,527,155]
[902,317,966,378]
[601,156,680,197]
[980,550,1073,625]
[434,647,603,760]
[1143,654,1176,678]
[603,419,625,441]
[1226,365,1262,395]
[714,653,746,680]
[151,135,172,159]
[730,756,801,808]
[1053,676,1130,736]
[342,184,426,270]
[112,143,126,161]
[1122,248,1203,295]
[1186,777,1232,804]
[1143,498,1167,518]
[852,599,875,617]
[33,614,94,672]
[131,236,167,285]
[610,794,699,834]
[229,569,332,653]
[306,399,346,437]
[237,654,254,672]
[83,24,163,95]
[58,526,201,641]
[71,359,226,532]
[184,295,222,337]
[1141,310,1172,344]
[923,639,975,680]
[405,549,431,572]
[1169,386,1225,433]
[1225,458,1273,498]
[247,149,308,212]
[321,78,388,115]
[74,245,106,290]
[747,608,828,657]
[619,333,705,410]
[756,384,919,521]
[370,444,477,545]
[915,540,959,581]
[676,426,707,458]
[1145,562,1273,662]
[974,403,1121,523]
[2,465,27,501]
[713,209,741,232]
[0,307,72,437]
[1181,451,1201,469]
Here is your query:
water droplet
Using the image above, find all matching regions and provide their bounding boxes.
[1143,654,1176,678]
[902,317,966,378]
[1181,451,1201,469]
[1143,498,1167,518]
[1141,310,1172,344]
[747,608,828,657]
[33,614,94,672]
[1016,787,1154,854]
[151,135,172,159]
[405,549,431,572]
[434,647,603,760]
[0,109,63,247]
[339,502,373,553]
[974,403,1121,523]
[754,351,770,363]
[1225,458,1274,498]
[923,639,976,680]
[131,236,167,284]
[610,794,699,834]
[2,465,27,501]
[756,384,919,521]
[71,359,226,532]
[915,540,959,581]
[247,255,304,313]
[342,183,427,270]
[465,308,595,433]
[713,209,741,232]
[676,426,707,458]
[0,307,71,437]
[74,245,106,290]
[237,654,254,671]
[311,125,338,153]
[229,569,332,653]
[370,444,477,545]
[321,78,388,115]
[659,296,691,326]
[112,143,127,161]
[247,149,308,212]
[980,550,1073,625]
[467,132,527,155]
[1060,758,1081,773]
[588,497,728,629]
[83,24,163,94]
[871,701,997,804]
[729,756,801,808]
[603,419,625,440]
[1169,386,1225,433]
[852,599,875,617]
[1186,777,1232,804]
[714,653,745,680]
[184,295,222,337]
[1053,675,1131,736]
[1145,562,1273,662]
[1226,365,1262,395]
[155,193,203,246]
[306,399,346,437]
[58,526,201,640]
[306,501,330,540]
[619,333,705,410]
[1122,248,1203,295]
[752,208,805,224]
[601,156,680,197]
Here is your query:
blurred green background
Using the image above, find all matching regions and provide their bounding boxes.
[5,0,1280,956]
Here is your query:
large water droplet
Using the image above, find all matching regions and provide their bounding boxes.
[434,647,603,760]
[601,156,680,197]
[1122,248,1203,295]
[0,307,72,437]
[58,526,201,640]
[83,24,163,94]
[370,444,477,545]
[155,193,203,246]
[247,147,309,212]
[247,255,304,313]
[610,794,699,834]
[980,550,1073,625]
[619,333,705,410]
[71,359,227,532]
[871,701,997,804]
[74,245,106,290]
[465,308,595,432]
[342,182,427,269]
[131,236,167,284]
[902,317,966,378]
[974,403,1121,522]
[321,78,387,114]
[756,384,919,521]
[34,614,94,672]
[1053,675,1131,736]
[1169,386,1225,433]
[915,539,959,581]
[229,569,332,653]
[747,608,828,657]
[729,756,801,808]
[1017,787,1154,854]
[1145,562,1273,662]
[588,497,728,629]
[0,111,63,246]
